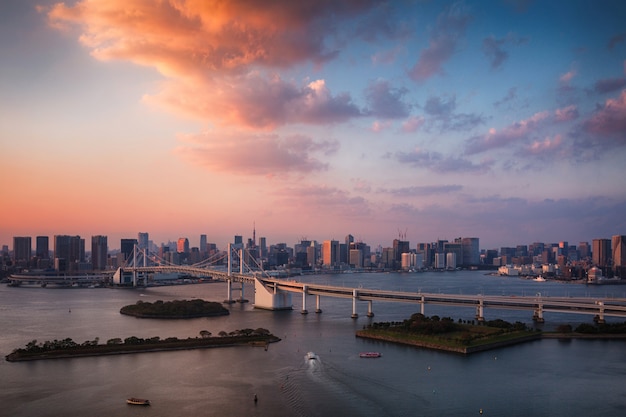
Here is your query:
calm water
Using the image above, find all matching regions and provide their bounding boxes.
[2,271,626,417]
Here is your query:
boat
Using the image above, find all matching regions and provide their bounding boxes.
[533,276,546,282]
[127,398,150,406]
[359,352,382,358]
[305,351,318,360]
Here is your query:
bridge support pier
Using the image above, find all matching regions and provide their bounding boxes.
[594,302,605,324]
[301,285,308,314]
[476,299,484,322]
[224,279,236,304]
[351,289,358,319]
[315,295,322,313]
[532,304,544,323]
[420,295,425,315]
[237,281,248,303]
[366,300,374,317]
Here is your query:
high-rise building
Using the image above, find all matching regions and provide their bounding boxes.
[578,242,590,260]
[138,232,149,250]
[200,234,207,253]
[91,235,108,271]
[12,236,31,265]
[259,237,267,258]
[54,235,83,272]
[417,243,432,267]
[322,240,339,267]
[120,238,138,261]
[612,235,626,275]
[393,239,410,269]
[592,238,611,267]
[461,238,480,266]
[177,238,190,254]
[36,236,49,259]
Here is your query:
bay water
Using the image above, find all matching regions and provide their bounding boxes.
[2,271,626,416]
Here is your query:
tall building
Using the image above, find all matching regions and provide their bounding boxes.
[578,241,590,260]
[592,238,611,267]
[200,234,207,253]
[137,232,149,250]
[54,235,83,272]
[393,239,410,270]
[461,237,480,266]
[417,243,432,267]
[259,237,267,258]
[12,236,31,265]
[120,238,138,261]
[91,235,108,271]
[322,240,339,267]
[612,235,626,275]
[177,237,190,254]
[36,236,49,259]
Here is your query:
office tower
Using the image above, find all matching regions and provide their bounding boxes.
[612,235,626,275]
[417,243,432,267]
[350,248,363,268]
[138,232,149,250]
[306,243,317,267]
[91,235,108,270]
[120,238,138,261]
[54,235,83,272]
[592,238,611,267]
[234,235,243,245]
[177,238,190,254]
[12,236,31,264]
[578,242,590,260]
[259,237,267,258]
[322,240,339,267]
[461,237,480,266]
[393,239,410,268]
[200,234,207,253]
[36,236,49,259]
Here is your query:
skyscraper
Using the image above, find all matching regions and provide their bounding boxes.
[177,237,190,254]
[592,238,611,267]
[138,232,149,250]
[200,234,207,253]
[322,240,339,267]
[461,237,480,266]
[612,235,626,276]
[120,238,138,261]
[36,236,49,259]
[54,235,83,272]
[12,236,31,265]
[91,235,108,271]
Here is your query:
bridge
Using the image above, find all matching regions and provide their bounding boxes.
[9,244,626,323]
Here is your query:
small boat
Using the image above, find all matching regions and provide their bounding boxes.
[305,351,319,360]
[127,398,150,406]
[533,276,546,282]
[359,352,382,358]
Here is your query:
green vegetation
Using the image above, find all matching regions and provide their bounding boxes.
[357,313,539,354]
[6,328,279,362]
[120,299,229,318]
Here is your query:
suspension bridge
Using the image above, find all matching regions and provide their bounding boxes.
[9,244,626,323]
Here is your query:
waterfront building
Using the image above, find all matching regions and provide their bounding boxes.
[54,235,84,272]
[417,243,433,267]
[36,236,49,259]
[461,238,480,266]
[592,238,611,267]
[12,236,31,267]
[322,240,339,267]
[91,235,108,271]
[393,239,410,270]
[613,235,626,277]
[444,242,462,268]
[434,252,446,269]
[446,252,457,269]
[349,248,364,268]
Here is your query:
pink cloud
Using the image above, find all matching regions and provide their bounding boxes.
[583,89,626,140]
[465,111,550,154]
[175,131,339,176]
[525,134,564,155]
[554,105,579,122]
[559,70,576,84]
[408,2,471,81]
[401,116,425,133]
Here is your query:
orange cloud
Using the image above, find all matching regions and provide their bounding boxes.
[46,0,373,128]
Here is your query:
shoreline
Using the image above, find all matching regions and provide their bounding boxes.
[355,330,626,355]
[5,335,280,362]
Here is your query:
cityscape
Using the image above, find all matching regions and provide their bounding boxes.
[3,230,626,283]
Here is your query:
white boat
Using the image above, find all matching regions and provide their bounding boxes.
[533,276,546,282]
[359,352,382,358]
[305,351,318,360]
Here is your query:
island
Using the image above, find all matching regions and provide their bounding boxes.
[5,328,280,362]
[357,313,626,354]
[119,299,229,318]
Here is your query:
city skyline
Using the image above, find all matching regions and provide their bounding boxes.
[2,1,626,251]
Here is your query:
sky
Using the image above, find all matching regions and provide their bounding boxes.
[1,0,625,251]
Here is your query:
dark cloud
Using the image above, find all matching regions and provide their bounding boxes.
[408,2,472,81]
[395,148,492,174]
[380,184,463,196]
[608,32,626,50]
[422,95,486,132]
[364,79,411,119]
[482,33,528,69]
[593,77,626,94]
[493,87,517,108]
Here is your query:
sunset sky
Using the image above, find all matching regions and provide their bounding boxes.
[1,0,625,251]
